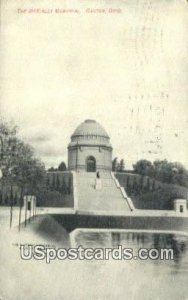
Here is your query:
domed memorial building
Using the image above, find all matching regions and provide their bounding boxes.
[68,120,112,172]
[47,119,188,215]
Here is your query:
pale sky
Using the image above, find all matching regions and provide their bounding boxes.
[1,0,188,169]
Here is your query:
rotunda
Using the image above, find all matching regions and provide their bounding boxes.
[68,120,112,172]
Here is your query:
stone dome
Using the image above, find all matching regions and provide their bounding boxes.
[71,119,109,139]
[68,120,112,171]
[69,119,112,147]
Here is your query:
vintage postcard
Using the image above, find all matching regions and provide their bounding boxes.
[0,0,188,299]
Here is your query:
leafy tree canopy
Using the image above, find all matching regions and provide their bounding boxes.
[112,157,125,172]
[133,159,188,187]
[0,119,46,197]
[58,161,67,171]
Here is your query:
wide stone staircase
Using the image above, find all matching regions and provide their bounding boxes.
[75,172,132,213]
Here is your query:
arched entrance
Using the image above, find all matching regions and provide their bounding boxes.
[86,156,96,172]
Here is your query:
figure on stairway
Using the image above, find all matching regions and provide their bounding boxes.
[95,171,102,190]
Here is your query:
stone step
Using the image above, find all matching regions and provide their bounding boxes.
[76,177,115,183]
[76,172,112,179]
[75,172,131,212]
[77,185,120,191]
[77,178,114,184]
[76,190,127,198]
[77,183,117,189]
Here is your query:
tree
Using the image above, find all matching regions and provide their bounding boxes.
[11,141,46,229]
[119,159,125,172]
[153,160,172,183]
[10,140,45,191]
[46,175,50,188]
[0,120,46,229]
[0,120,18,210]
[0,120,17,181]
[112,157,119,172]
[173,162,188,187]
[48,167,57,172]
[133,158,188,187]
[56,174,60,191]
[68,175,72,194]
[61,177,67,194]
[14,192,18,205]
[0,190,2,204]
[133,160,154,177]
[0,120,17,155]
[58,161,67,171]
[51,173,56,190]
[0,119,46,228]
[153,160,188,187]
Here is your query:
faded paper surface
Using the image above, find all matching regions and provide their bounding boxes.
[0,0,188,299]
[1,0,188,169]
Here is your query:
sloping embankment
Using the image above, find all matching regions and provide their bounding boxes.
[115,173,188,210]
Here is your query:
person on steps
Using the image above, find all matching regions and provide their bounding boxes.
[95,171,102,189]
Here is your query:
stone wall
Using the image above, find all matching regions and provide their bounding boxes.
[68,145,112,171]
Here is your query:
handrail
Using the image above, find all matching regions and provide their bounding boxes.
[111,172,135,211]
